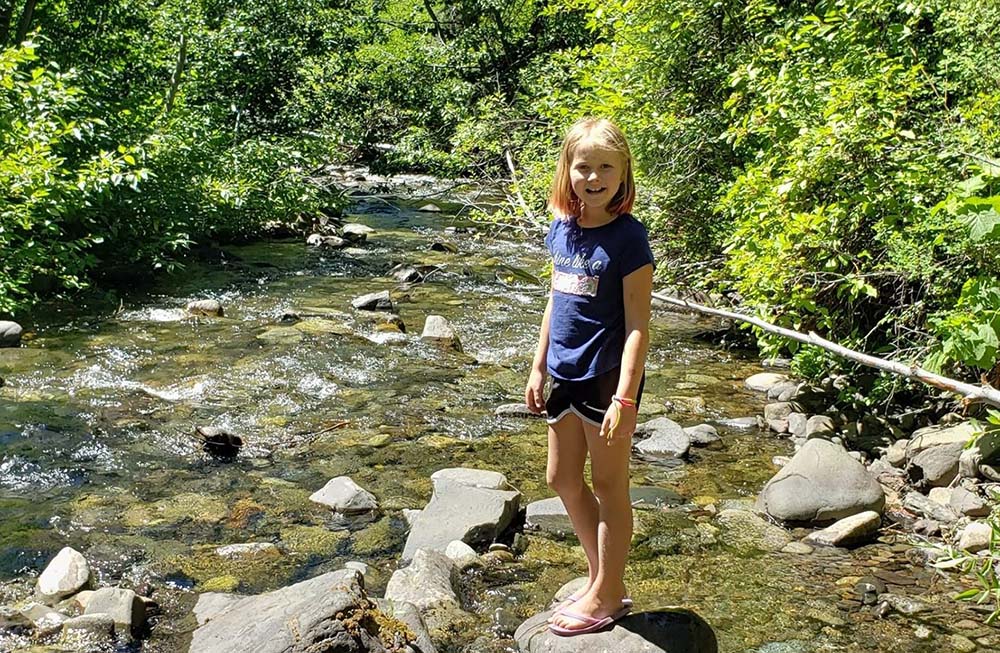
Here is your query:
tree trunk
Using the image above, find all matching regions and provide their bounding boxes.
[651,291,1000,409]
[13,0,35,44]
[0,0,16,47]
[165,32,187,115]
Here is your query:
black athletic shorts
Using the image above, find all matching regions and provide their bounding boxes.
[545,366,645,427]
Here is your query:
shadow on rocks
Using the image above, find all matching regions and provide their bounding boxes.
[514,607,718,653]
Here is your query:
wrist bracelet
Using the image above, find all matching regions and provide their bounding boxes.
[612,395,637,409]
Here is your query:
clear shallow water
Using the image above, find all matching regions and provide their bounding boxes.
[0,190,995,652]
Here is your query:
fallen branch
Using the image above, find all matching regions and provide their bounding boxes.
[652,290,1000,409]
[505,149,535,221]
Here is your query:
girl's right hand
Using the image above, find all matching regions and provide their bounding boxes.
[525,368,546,414]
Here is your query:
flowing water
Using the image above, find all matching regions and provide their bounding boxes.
[0,175,995,652]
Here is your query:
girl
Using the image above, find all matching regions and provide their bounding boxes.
[525,118,654,636]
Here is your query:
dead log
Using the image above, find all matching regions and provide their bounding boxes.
[652,290,1000,409]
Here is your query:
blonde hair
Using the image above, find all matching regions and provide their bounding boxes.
[548,117,635,219]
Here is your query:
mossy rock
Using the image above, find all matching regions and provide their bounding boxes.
[520,535,585,567]
[280,525,348,556]
[227,497,266,529]
[123,492,228,528]
[294,318,353,336]
[167,545,287,588]
[351,518,403,557]
[200,575,240,592]
[256,326,304,344]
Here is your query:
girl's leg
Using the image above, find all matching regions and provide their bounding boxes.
[550,418,632,628]
[545,413,600,609]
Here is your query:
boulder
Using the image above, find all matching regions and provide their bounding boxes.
[787,413,808,438]
[61,614,115,649]
[189,569,414,653]
[633,417,690,459]
[351,290,392,311]
[402,469,520,562]
[384,549,460,613]
[908,443,963,487]
[745,373,789,392]
[958,522,992,553]
[36,547,91,604]
[524,497,573,537]
[83,587,145,639]
[949,487,990,517]
[306,233,345,248]
[444,540,482,571]
[309,476,379,514]
[905,422,977,459]
[805,415,837,440]
[341,223,372,243]
[802,511,881,547]
[886,440,909,467]
[755,439,885,523]
[515,607,718,653]
[186,299,224,317]
[0,321,23,347]
[420,315,462,351]
[683,424,720,446]
[715,509,791,553]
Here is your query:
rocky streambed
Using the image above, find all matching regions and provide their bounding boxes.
[0,170,998,652]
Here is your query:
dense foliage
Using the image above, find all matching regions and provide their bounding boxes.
[1,0,998,391]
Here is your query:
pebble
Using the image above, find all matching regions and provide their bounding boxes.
[781,542,814,555]
[914,625,932,639]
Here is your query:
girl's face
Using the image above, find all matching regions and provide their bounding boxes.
[569,142,626,213]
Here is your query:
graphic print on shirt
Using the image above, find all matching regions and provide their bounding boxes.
[550,248,608,298]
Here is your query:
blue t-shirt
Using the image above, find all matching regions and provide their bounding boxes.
[544,213,655,381]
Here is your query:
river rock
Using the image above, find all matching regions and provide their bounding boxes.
[515,607,718,653]
[805,415,837,440]
[745,373,789,392]
[767,380,799,400]
[341,223,372,243]
[634,417,690,458]
[306,233,345,248]
[886,440,908,467]
[215,542,280,558]
[908,442,963,487]
[683,424,720,446]
[906,422,977,458]
[787,413,808,438]
[879,593,931,615]
[949,486,990,517]
[61,614,115,649]
[0,321,23,347]
[36,547,91,604]
[310,476,379,513]
[716,509,791,552]
[351,290,392,311]
[802,511,880,547]
[959,447,981,479]
[186,299,224,317]
[902,491,959,523]
[525,497,573,537]
[402,469,520,562]
[83,587,145,639]
[385,549,460,613]
[958,521,992,553]
[417,203,441,212]
[189,569,413,653]
[444,540,482,571]
[420,315,462,351]
[372,598,437,653]
[755,439,885,523]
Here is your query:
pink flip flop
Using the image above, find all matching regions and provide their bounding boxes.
[548,604,632,636]
[551,594,633,615]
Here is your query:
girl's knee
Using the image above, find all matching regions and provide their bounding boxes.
[590,473,629,501]
[547,470,585,497]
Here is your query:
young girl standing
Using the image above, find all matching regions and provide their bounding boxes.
[525,118,654,636]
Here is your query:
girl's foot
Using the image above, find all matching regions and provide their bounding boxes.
[548,588,631,630]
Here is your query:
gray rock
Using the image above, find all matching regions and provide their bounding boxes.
[431,467,508,490]
[949,487,990,517]
[417,203,441,212]
[215,543,279,558]
[515,607,718,653]
[787,413,808,438]
[805,415,837,440]
[20,603,67,636]
[878,593,930,615]
[524,497,573,537]
[340,223,371,243]
[664,395,706,414]
[495,403,545,419]
[958,521,992,553]
[634,417,690,458]
[0,321,23,347]
[906,422,977,459]
[186,299,224,317]
[684,424,720,446]
[310,476,379,514]
[351,290,392,311]
[959,447,981,479]
[767,419,789,434]
[444,540,481,571]
[902,491,959,523]
[0,605,30,629]
[61,614,115,649]
[193,593,243,626]
[802,511,880,547]
[83,587,145,639]
[402,470,520,561]
[755,439,885,523]
[420,315,461,351]
[886,440,909,467]
[781,542,814,555]
[385,549,460,613]
[764,402,800,423]
[306,233,346,248]
[716,509,791,552]
[630,486,683,509]
[767,381,799,400]
[908,443,963,487]
[36,547,91,604]
[745,373,789,392]
[189,569,407,653]
[372,598,437,653]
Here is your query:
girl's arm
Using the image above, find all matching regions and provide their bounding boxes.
[525,292,553,413]
[603,264,654,442]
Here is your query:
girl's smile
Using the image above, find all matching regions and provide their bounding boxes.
[569,142,626,221]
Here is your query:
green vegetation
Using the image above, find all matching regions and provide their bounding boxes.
[2,0,998,393]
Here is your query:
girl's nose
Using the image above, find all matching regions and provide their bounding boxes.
[587,171,599,181]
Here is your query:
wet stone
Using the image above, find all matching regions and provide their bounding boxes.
[948,634,977,652]
[871,569,915,586]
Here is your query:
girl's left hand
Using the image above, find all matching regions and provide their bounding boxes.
[600,402,636,445]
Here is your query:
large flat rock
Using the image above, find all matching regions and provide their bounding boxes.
[514,608,718,653]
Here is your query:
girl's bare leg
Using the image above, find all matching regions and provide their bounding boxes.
[550,418,631,628]
[545,413,600,616]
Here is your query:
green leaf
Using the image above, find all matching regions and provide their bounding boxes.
[963,208,1000,242]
